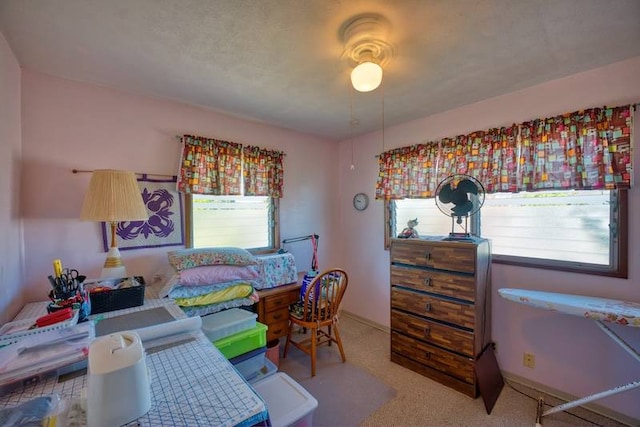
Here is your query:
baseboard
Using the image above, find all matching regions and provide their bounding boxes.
[341,310,390,334]
[503,372,639,427]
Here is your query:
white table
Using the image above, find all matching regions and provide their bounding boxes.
[498,288,640,426]
[0,298,268,426]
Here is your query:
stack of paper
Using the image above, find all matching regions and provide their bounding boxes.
[0,321,94,388]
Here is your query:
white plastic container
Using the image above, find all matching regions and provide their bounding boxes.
[252,372,318,427]
[201,308,257,342]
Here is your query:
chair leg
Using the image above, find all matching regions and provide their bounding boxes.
[333,323,346,363]
[311,327,317,377]
[283,323,293,359]
[327,324,332,346]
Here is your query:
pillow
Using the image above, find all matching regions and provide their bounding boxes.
[168,247,257,271]
[168,280,257,299]
[179,265,260,286]
[174,284,254,307]
[180,293,259,317]
[151,264,180,298]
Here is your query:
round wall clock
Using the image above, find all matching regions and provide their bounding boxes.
[353,192,369,211]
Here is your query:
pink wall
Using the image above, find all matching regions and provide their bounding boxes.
[20,70,342,303]
[0,31,23,324]
[338,56,640,420]
[8,38,640,421]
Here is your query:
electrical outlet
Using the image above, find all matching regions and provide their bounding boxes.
[523,352,535,368]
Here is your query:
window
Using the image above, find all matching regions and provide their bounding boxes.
[185,195,279,252]
[386,189,627,277]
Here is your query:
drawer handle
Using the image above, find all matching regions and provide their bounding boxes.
[424,327,430,336]
[273,313,283,320]
[425,303,431,312]
[424,277,432,286]
[425,252,432,260]
[424,352,431,359]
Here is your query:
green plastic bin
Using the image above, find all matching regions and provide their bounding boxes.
[213,322,268,359]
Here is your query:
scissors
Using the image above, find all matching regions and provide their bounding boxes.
[60,268,79,283]
[59,269,80,292]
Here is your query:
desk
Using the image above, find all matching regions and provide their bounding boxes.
[255,275,302,342]
[0,298,268,426]
[498,288,640,426]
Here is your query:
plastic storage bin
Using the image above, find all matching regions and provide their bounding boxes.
[213,322,267,359]
[248,358,277,384]
[201,308,257,342]
[252,372,318,427]
[230,347,266,380]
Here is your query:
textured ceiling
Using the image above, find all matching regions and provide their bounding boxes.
[1,0,639,141]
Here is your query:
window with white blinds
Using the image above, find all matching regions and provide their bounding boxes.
[188,195,277,251]
[388,189,626,277]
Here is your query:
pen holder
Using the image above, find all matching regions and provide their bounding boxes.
[47,281,91,322]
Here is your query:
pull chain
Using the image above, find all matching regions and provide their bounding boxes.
[350,85,355,170]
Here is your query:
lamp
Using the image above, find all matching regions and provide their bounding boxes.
[351,51,383,92]
[80,169,148,278]
[342,14,393,93]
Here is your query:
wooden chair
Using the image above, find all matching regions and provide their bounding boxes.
[283,268,348,377]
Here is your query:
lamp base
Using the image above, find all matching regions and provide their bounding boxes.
[102,265,127,279]
[101,246,127,278]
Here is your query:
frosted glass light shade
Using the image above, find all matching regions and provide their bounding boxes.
[351,61,383,92]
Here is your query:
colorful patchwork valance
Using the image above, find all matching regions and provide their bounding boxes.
[177,135,284,197]
[375,105,633,199]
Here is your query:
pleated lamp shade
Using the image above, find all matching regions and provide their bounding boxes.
[81,169,148,278]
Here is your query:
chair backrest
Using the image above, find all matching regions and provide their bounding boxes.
[300,268,348,324]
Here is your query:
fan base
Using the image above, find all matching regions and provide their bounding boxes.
[443,232,478,242]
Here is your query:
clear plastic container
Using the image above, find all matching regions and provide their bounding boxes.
[201,308,257,342]
[252,372,317,427]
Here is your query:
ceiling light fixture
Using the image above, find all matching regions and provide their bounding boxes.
[351,52,383,92]
[342,14,393,93]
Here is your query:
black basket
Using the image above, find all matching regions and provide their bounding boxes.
[89,276,145,314]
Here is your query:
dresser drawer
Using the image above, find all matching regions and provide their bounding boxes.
[265,306,289,324]
[391,265,475,302]
[264,290,298,312]
[391,309,474,357]
[391,331,474,384]
[391,287,475,329]
[266,319,289,342]
[392,240,476,273]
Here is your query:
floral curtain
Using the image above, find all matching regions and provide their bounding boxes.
[242,145,284,198]
[177,135,242,195]
[375,105,632,199]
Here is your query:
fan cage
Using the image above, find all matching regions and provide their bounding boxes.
[435,174,485,239]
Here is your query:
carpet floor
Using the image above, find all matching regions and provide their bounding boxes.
[274,314,632,427]
[279,338,397,427]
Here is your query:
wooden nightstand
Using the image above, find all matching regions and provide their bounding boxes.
[255,273,303,342]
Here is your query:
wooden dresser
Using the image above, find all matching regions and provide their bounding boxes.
[255,277,302,342]
[390,237,491,397]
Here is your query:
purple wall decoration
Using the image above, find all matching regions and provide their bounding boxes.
[102,174,184,251]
